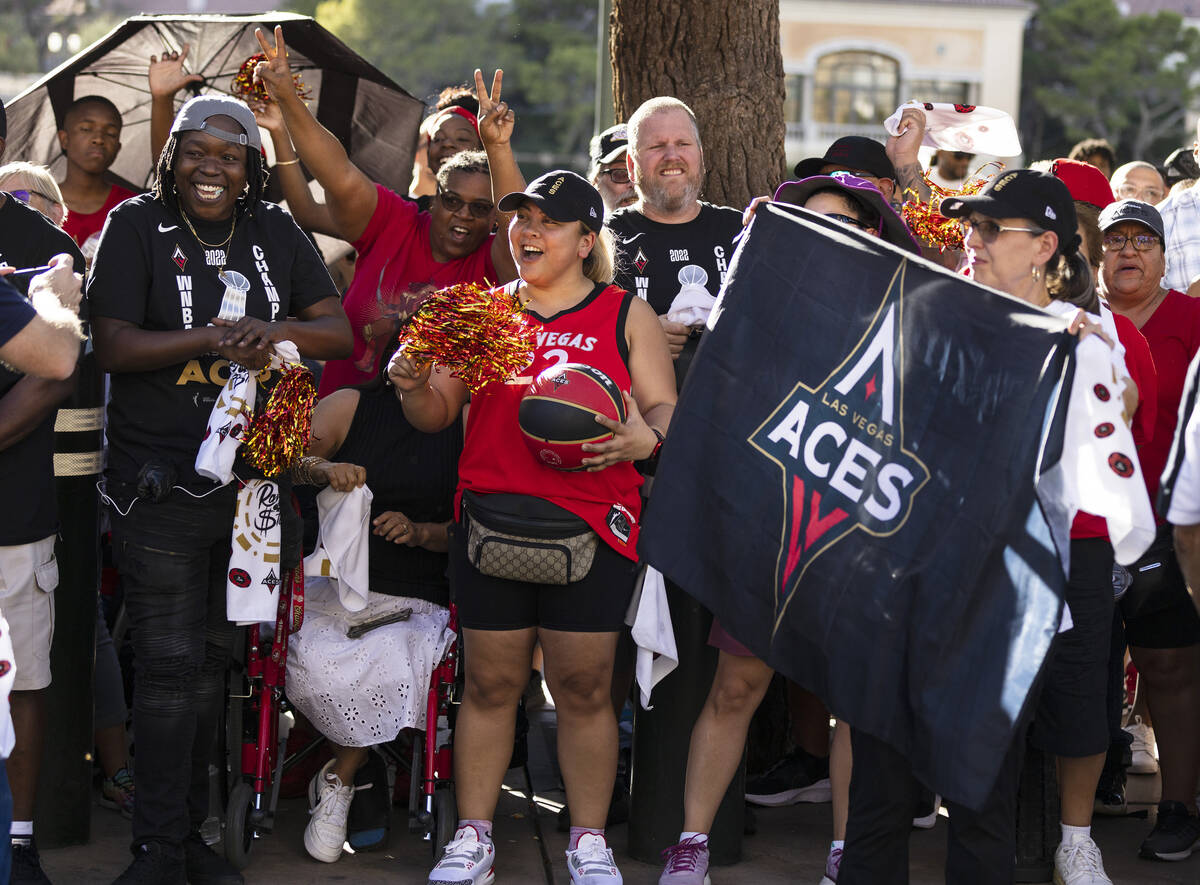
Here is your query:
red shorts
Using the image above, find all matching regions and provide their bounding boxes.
[708,619,756,657]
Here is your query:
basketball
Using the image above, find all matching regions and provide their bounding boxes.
[518,363,627,471]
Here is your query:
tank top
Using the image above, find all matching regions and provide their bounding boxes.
[456,282,643,560]
[335,386,462,604]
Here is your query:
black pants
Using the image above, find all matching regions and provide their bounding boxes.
[840,728,1025,885]
[111,486,239,852]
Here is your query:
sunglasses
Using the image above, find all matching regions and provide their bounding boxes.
[437,189,494,219]
[6,189,59,208]
[1102,232,1160,252]
[598,168,630,185]
[959,218,1043,244]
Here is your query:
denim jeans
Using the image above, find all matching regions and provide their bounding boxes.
[110,485,239,851]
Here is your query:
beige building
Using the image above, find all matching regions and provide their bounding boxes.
[780,0,1033,165]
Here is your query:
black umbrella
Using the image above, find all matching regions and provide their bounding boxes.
[4,12,423,195]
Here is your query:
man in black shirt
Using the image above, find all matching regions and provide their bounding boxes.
[607,97,742,388]
[0,97,87,885]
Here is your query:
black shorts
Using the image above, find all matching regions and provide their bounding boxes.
[1031,538,1115,758]
[1122,540,1200,649]
[450,526,637,632]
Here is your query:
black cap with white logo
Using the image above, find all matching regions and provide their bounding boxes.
[940,168,1078,248]
[591,124,628,165]
[1097,199,1165,240]
[499,170,604,234]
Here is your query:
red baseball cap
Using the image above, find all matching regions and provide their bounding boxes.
[1050,158,1114,209]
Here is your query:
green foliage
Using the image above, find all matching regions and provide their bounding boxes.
[315,0,598,169]
[1021,0,1200,163]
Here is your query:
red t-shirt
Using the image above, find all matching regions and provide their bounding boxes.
[1072,312,1157,538]
[316,185,497,396]
[1137,289,1200,515]
[456,283,643,560]
[64,184,137,253]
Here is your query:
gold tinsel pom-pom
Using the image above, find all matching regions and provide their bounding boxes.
[396,282,536,393]
[242,363,317,477]
[900,161,1004,253]
[231,53,312,103]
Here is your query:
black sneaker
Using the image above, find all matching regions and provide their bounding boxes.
[1094,765,1127,816]
[11,837,52,884]
[183,831,243,884]
[1139,800,1200,861]
[347,750,391,851]
[111,842,185,885]
[744,747,832,806]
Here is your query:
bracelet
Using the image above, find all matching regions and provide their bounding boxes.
[291,454,330,486]
[274,158,301,167]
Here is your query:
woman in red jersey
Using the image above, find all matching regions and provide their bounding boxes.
[392,166,675,885]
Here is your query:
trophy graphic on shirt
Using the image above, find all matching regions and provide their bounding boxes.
[217,269,251,322]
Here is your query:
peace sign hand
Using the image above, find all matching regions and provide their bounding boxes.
[253,26,296,103]
[474,68,514,147]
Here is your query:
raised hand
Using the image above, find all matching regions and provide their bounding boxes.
[253,26,296,103]
[247,98,284,134]
[886,106,927,168]
[473,68,514,147]
[149,44,203,99]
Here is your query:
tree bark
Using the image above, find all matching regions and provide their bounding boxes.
[610,0,786,210]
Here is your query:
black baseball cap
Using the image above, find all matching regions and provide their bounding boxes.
[1098,199,1165,240]
[498,170,604,234]
[940,169,1078,247]
[590,124,628,165]
[1163,147,1200,184]
[794,136,896,182]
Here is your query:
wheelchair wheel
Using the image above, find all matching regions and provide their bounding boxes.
[224,782,256,870]
[432,786,457,859]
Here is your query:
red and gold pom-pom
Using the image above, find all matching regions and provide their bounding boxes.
[900,161,1004,252]
[397,282,536,393]
[230,53,312,103]
[242,363,317,477]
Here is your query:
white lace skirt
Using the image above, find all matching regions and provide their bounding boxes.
[285,576,453,747]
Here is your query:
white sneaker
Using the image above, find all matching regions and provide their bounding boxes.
[304,759,354,863]
[567,832,622,883]
[1053,834,1112,884]
[428,825,496,884]
[1125,716,1159,775]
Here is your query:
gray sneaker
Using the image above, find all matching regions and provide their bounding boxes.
[567,833,622,883]
[659,835,710,885]
[428,825,496,884]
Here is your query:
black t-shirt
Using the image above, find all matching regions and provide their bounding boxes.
[87,194,338,489]
[0,196,85,544]
[608,202,742,386]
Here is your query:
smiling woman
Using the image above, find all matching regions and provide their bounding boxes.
[85,92,352,883]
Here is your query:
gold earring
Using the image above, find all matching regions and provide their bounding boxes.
[1031,266,1042,282]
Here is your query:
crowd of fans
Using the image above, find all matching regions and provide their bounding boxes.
[3,21,1200,885]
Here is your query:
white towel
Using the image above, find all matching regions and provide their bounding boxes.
[625,565,678,709]
[303,484,373,613]
[196,361,256,485]
[226,479,285,625]
[666,286,717,327]
[0,608,16,758]
[884,101,1022,157]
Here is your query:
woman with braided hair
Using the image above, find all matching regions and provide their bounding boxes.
[88,93,351,884]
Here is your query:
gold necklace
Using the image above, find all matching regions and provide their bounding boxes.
[181,211,236,272]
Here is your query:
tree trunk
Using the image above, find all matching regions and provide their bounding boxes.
[610,0,786,209]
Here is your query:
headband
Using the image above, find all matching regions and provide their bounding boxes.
[439,105,479,135]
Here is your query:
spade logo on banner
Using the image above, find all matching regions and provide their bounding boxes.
[750,267,929,633]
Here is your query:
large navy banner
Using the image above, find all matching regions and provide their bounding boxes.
[640,202,1075,810]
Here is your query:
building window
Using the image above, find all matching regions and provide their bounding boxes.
[785,74,805,124]
[812,51,899,125]
[905,79,971,105]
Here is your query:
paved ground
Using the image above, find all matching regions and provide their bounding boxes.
[39,708,1200,883]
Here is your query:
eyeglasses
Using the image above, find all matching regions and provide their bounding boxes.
[6,189,58,208]
[959,218,1043,243]
[437,189,494,219]
[598,168,630,185]
[825,212,872,231]
[1114,184,1165,203]
[1102,232,1160,252]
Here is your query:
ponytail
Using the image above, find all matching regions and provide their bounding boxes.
[582,225,615,284]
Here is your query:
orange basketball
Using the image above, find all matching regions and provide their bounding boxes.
[518,363,627,471]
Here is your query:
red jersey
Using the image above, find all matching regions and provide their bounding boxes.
[456,283,643,560]
[64,183,137,252]
[317,185,497,396]
[1072,312,1157,539]
[1138,289,1200,515]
